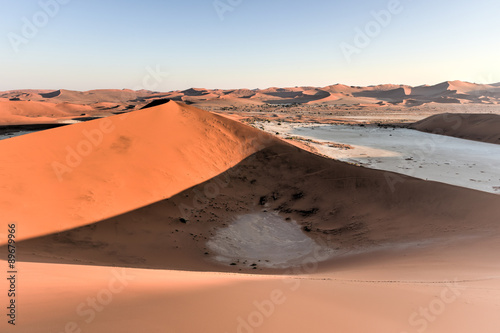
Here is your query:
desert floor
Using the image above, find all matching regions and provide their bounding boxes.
[1,100,500,333]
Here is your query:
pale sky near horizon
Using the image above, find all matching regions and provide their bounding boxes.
[0,0,499,91]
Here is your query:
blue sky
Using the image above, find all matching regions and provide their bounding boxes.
[1,0,499,91]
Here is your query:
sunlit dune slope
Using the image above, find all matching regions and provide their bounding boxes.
[0,101,275,244]
[0,100,93,125]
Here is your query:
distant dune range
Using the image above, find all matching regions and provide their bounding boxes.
[1,80,499,125]
[1,101,500,332]
[410,113,500,144]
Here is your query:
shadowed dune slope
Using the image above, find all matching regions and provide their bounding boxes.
[410,113,500,144]
[11,142,500,273]
[0,101,275,244]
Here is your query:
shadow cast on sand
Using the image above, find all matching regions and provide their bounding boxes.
[6,143,500,274]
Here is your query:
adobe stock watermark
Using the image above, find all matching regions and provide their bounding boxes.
[7,0,72,53]
[340,0,406,63]
[178,131,274,221]
[473,73,499,86]
[56,268,135,333]
[213,0,244,21]
[229,289,287,333]
[384,114,463,193]
[131,65,170,92]
[227,239,333,333]
[51,118,116,182]
[384,113,469,193]
[401,279,466,333]
[471,73,499,102]
[51,64,169,182]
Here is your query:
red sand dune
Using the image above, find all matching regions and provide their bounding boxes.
[39,89,146,104]
[4,104,499,273]
[410,113,500,144]
[0,100,94,125]
[0,101,275,243]
[12,138,500,273]
[1,102,500,333]
[223,89,256,98]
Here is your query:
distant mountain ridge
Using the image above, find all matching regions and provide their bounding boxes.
[1,81,499,112]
